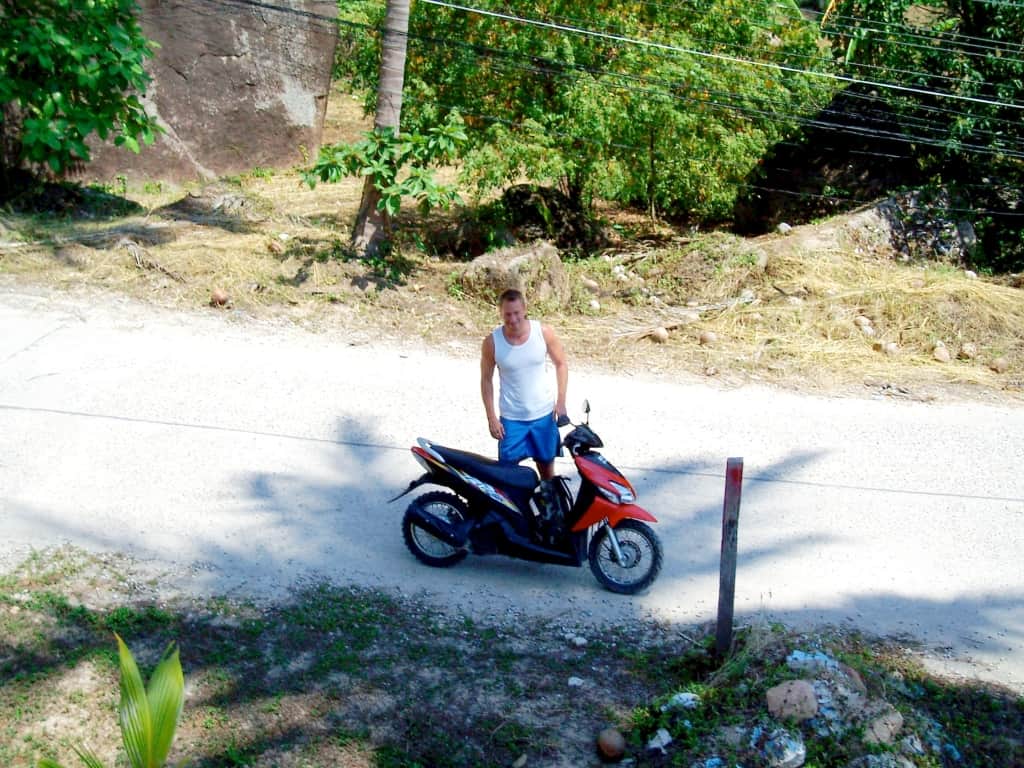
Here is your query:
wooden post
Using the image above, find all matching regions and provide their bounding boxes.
[716,457,744,657]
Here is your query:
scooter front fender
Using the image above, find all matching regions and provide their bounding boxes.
[571,496,658,532]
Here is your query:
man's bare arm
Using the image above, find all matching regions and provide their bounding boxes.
[480,334,504,439]
[543,324,569,417]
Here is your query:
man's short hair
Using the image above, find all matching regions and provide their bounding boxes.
[499,288,525,305]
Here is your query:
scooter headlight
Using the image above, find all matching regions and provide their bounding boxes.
[597,481,635,505]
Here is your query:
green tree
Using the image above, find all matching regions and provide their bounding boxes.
[0,0,160,197]
[352,0,412,257]
[391,0,833,220]
[304,110,467,223]
[823,0,1024,268]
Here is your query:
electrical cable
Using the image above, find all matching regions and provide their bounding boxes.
[420,0,1024,109]
[501,0,1024,75]
[402,21,1023,151]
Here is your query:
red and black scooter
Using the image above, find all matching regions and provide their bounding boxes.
[389,401,663,594]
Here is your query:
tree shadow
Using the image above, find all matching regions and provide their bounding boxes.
[3,417,1022,766]
[152,184,267,234]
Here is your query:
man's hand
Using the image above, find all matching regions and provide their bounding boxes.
[488,416,505,440]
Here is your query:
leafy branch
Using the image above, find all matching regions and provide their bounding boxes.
[303,111,467,217]
[39,634,185,768]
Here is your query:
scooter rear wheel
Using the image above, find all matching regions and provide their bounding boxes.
[402,491,470,568]
[589,519,663,594]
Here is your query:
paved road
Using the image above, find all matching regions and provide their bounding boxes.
[2,280,1022,690]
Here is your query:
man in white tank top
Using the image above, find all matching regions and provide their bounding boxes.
[480,289,569,480]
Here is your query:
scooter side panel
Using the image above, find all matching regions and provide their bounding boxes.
[570,495,658,532]
[410,446,522,514]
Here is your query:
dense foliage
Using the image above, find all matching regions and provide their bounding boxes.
[344,0,836,222]
[303,110,467,217]
[409,0,831,222]
[822,0,1024,269]
[341,0,1024,270]
[0,0,160,197]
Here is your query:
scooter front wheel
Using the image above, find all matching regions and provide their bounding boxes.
[402,491,470,568]
[589,519,663,594]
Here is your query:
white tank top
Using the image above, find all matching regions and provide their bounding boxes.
[493,319,554,421]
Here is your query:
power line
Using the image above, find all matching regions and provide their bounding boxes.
[403,20,1024,153]
[503,0,1024,63]
[394,92,1022,217]
[133,0,1024,160]
[792,2,1024,51]
[421,0,1024,110]
[511,1,1024,75]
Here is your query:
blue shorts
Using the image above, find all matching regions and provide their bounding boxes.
[499,413,561,465]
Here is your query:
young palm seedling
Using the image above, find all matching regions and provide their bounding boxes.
[39,634,185,768]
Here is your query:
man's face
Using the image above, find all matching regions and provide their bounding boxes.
[500,298,527,333]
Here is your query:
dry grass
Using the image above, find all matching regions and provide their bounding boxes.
[572,212,1024,400]
[1,92,1021,403]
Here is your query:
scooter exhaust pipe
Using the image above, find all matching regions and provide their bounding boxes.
[407,506,470,547]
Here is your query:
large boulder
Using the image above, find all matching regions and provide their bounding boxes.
[78,0,338,184]
[457,241,571,308]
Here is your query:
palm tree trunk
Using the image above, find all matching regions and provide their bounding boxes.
[351,0,409,258]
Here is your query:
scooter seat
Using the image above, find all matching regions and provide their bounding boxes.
[431,444,539,493]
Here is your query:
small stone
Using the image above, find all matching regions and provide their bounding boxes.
[568,676,585,688]
[581,277,600,293]
[847,756,915,768]
[766,680,818,722]
[716,725,746,748]
[650,327,669,344]
[589,299,601,311]
[990,356,1009,374]
[210,288,229,307]
[861,325,876,337]
[596,728,626,762]
[646,728,673,754]
[512,754,528,768]
[786,650,837,672]
[933,344,951,363]
[698,330,717,346]
[661,691,701,711]
[777,222,792,235]
[958,343,978,360]
[964,269,978,279]
[568,635,588,649]
[761,728,806,768]
[864,707,904,745]
[704,366,719,377]
[854,315,873,328]
[267,239,285,255]
[900,733,926,756]
[838,663,868,696]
